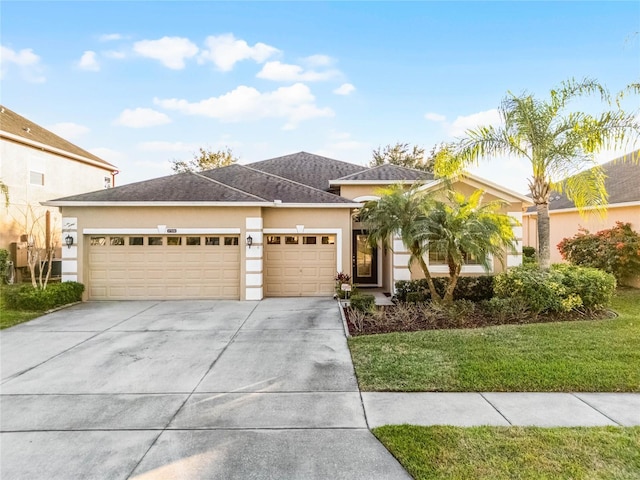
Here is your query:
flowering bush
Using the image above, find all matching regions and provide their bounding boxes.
[557,222,640,283]
[335,272,352,299]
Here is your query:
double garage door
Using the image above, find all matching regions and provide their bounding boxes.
[87,233,336,300]
[87,234,240,300]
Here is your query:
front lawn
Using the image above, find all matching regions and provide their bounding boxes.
[348,289,640,392]
[373,425,640,480]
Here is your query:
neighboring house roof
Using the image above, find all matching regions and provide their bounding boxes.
[248,151,367,191]
[330,164,434,183]
[0,105,116,170]
[525,151,640,213]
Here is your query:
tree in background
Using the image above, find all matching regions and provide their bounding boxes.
[170,147,238,173]
[434,78,640,270]
[0,179,8,208]
[370,142,434,171]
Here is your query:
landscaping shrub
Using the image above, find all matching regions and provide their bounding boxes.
[557,222,640,283]
[481,297,531,323]
[395,276,494,302]
[522,246,537,266]
[3,282,85,311]
[551,264,616,310]
[0,249,9,281]
[350,292,376,313]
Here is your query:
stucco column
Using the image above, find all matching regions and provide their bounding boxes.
[245,217,263,300]
[508,211,523,267]
[61,217,78,282]
[391,235,411,292]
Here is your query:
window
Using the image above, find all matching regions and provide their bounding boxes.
[167,236,182,246]
[267,236,281,245]
[148,237,163,246]
[90,236,106,246]
[429,250,480,265]
[322,235,335,245]
[104,177,112,189]
[110,237,125,246]
[205,237,220,246]
[129,237,144,246]
[224,237,239,246]
[303,236,317,245]
[29,171,44,186]
[285,236,298,245]
[186,237,201,246]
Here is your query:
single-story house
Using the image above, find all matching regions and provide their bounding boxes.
[44,152,531,300]
[522,151,639,285]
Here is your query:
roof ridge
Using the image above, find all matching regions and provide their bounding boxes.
[240,164,348,199]
[192,170,269,202]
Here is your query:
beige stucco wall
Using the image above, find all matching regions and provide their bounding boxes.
[0,139,113,249]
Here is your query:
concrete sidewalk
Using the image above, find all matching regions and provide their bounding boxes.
[362,392,640,428]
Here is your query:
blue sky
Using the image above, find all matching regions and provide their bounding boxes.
[2,1,639,193]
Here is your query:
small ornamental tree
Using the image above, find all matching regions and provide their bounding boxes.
[557,221,640,282]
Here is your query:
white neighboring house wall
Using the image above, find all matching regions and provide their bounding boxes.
[0,138,115,250]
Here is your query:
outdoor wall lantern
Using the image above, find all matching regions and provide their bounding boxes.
[246,235,253,248]
[65,234,74,249]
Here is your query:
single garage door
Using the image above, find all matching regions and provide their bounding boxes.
[87,234,240,300]
[264,234,336,297]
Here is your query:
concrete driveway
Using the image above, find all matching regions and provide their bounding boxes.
[1,298,410,479]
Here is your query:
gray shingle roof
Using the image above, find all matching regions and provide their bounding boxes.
[526,151,640,212]
[200,164,354,204]
[50,172,265,202]
[0,105,116,169]
[333,164,434,182]
[248,151,367,191]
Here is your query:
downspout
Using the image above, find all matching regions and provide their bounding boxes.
[111,170,120,187]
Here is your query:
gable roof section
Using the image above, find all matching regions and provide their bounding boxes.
[248,151,367,191]
[525,151,640,213]
[0,105,116,170]
[200,164,354,204]
[47,172,266,204]
[330,164,434,183]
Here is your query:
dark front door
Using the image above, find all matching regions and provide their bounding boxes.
[352,230,378,285]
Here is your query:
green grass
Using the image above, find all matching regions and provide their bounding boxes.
[349,289,640,392]
[0,287,43,329]
[373,425,640,480]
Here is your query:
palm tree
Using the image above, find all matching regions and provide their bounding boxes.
[0,179,8,207]
[418,190,516,303]
[358,184,442,301]
[359,186,516,304]
[434,78,640,269]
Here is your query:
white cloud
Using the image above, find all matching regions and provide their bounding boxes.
[78,51,100,71]
[154,82,333,129]
[99,33,124,42]
[448,108,501,137]
[133,36,198,69]
[104,50,126,60]
[198,33,279,71]
[303,54,333,67]
[114,108,171,128]
[333,83,355,95]
[424,112,446,122]
[0,44,45,82]
[137,141,198,152]
[47,122,90,140]
[257,61,339,82]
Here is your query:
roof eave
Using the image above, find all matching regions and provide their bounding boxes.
[42,200,362,208]
[329,179,419,186]
[523,200,640,216]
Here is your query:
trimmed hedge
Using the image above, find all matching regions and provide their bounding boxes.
[494,265,615,314]
[350,292,376,312]
[3,282,85,311]
[395,276,494,303]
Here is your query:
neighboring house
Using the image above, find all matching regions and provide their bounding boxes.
[522,151,640,285]
[0,106,118,255]
[44,152,531,301]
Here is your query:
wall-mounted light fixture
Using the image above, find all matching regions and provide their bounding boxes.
[65,234,74,249]
[246,235,253,248]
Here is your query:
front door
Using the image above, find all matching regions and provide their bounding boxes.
[352,230,378,285]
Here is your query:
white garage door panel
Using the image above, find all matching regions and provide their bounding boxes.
[264,235,336,297]
[87,235,240,300]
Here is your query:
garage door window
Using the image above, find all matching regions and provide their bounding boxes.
[129,237,144,246]
[224,237,239,246]
[267,236,281,244]
[303,236,317,245]
[205,237,220,245]
[186,237,201,246]
[110,237,125,246]
[167,236,182,246]
[148,237,163,246]
[90,236,106,246]
[322,235,335,245]
[285,236,298,245]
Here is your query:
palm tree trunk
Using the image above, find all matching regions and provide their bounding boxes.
[537,202,551,270]
[443,264,461,304]
[412,245,443,302]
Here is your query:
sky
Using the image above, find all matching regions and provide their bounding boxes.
[2,1,639,194]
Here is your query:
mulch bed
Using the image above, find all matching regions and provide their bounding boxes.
[342,303,615,336]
